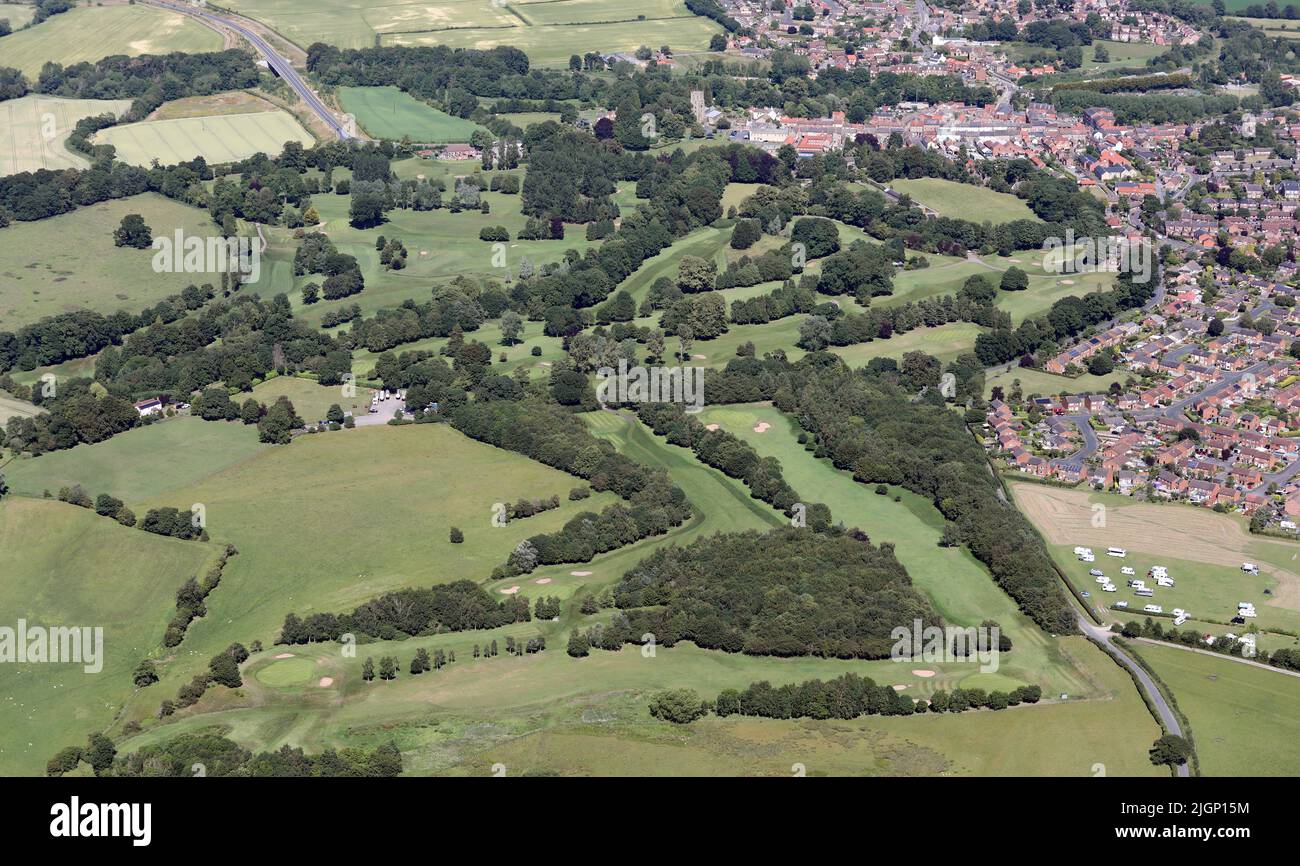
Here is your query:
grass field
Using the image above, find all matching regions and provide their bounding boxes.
[352,317,567,382]
[339,87,488,143]
[886,247,1114,325]
[1228,17,1300,43]
[0,194,225,331]
[248,375,374,423]
[1133,642,1300,776]
[117,631,1163,776]
[2,418,268,502]
[0,94,133,175]
[984,365,1129,400]
[673,317,983,369]
[388,17,719,68]
[1009,482,1300,636]
[112,407,1162,775]
[0,3,36,28]
[0,497,222,775]
[1078,40,1167,71]
[92,110,315,167]
[91,423,622,729]
[890,178,1040,225]
[0,4,222,79]
[219,0,719,63]
[1230,16,1300,38]
[1006,39,1166,74]
[495,111,562,129]
[264,176,595,325]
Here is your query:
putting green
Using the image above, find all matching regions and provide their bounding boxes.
[256,656,317,686]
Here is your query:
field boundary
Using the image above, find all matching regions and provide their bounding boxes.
[1116,637,1202,776]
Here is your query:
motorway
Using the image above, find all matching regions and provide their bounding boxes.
[145,0,352,140]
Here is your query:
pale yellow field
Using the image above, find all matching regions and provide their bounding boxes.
[0,94,132,175]
[92,110,316,167]
[0,392,41,425]
[0,5,222,78]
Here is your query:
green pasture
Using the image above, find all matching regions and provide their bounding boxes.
[0,194,224,331]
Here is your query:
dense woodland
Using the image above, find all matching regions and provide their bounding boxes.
[47,732,401,777]
[613,528,943,658]
[278,580,532,643]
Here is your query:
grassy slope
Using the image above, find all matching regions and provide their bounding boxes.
[0,5,221,78]
[113,409,1160,775]
[0,94,133,175]
[113,424,621,726]
[0,497,221,775]
[0,194,222,331]
[1133,642,1300,776]
[249,375,374,423]
[339,87,488,142]
[3,418,268,502]
[891,178,1040,224]
[266,181,596,326]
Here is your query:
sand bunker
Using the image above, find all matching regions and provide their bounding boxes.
[1059,279,1075,285]
[753,422,771,433]
[499,586,520,595]
[570,570,592,576]
[318,677,334,687]
[274,653,294,659]
[911,669,937,678]
[535,577,553,584]
[705,423,720,431]
[892,684,909,691]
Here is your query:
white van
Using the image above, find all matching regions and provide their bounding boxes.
[1102,583,1117,592]
[1107,547,1127,558]
[1089,568,1104,577]
[1114,600,1129,609]
[1143,604,1163,614]
[1242,563,1260,575]
[1121,567,1135,576]
[1135,588,1154,597]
